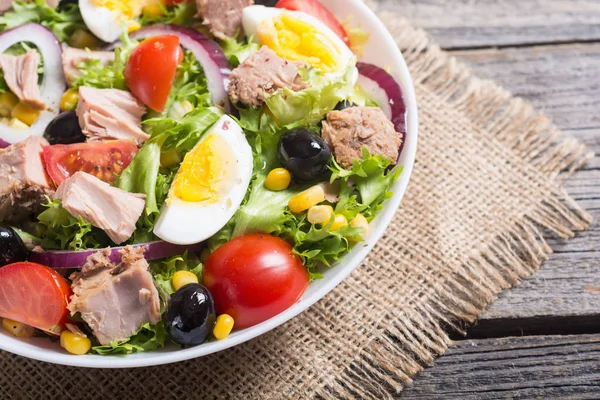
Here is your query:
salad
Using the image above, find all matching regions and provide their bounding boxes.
[0,0,406,355]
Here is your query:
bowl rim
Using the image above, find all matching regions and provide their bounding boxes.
[0,0,419,368]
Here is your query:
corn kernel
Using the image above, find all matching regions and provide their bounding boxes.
[329,214,348,231]
[172,270,199,291]
[350,214,369,239]
[265,168,292,191]
[68,28,99,49]
[60,88,80,111]
[11,102,40,126]
[60,330,91,355]
[307,205,334,225]
[213,314,234,340]
[2,319,34,338]
[143,1,165,18]
[8,118,28,130]
[0,92,19,117]
[127,20,142,33]
[288,185,325,213]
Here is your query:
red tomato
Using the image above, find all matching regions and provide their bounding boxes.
[125,35,184,112]
[42,140,138,186]
[276,0,350,46]
[0,262,71,334]
[203,234,309,329]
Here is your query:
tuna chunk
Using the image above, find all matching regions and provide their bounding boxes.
[196,0,253,40]
[62,47,115,86]
[54,172,145,244]
[77,86,150,145]
[0,0,12,14]
[0,137,53,222]
[0,50,45,110]
[322,107,403,169]
[228,46,308,109]
[68,246,161,345]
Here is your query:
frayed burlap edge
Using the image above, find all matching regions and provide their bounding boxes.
[316,14,594,399]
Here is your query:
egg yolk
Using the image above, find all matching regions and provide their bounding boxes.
[172,133,236,203]
[257,12,342,73]
[91,0,145,19]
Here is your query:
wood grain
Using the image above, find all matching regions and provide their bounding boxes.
[400,334,600,398]
[374,0,600,49]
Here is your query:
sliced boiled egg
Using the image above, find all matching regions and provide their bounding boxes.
[153,115,253,245]
[79,0,145,43]
[242,5,355,79]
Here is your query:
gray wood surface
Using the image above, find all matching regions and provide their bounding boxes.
[401,334,600,398]
[371,0,600,396]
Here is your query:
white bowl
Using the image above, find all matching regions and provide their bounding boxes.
[0,0,418,368]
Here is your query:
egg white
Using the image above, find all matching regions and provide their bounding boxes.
[153,115,253,246]
[79,0,127,43]
[242,5,356,80]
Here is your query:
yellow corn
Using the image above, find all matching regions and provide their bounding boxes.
[143,0,165,18]
[0,92,19,117]
[288,185,325,213]
[172,270,199,291]
[127,20,142,34]
[265,168,292,191]
[307,205,334,226]
[8,118,28,130]
[60,330,91,355]
[160,149,182,168]
[2,319,34,338]
[350,214,369,239]
[213,314,234,340]
[60,88,80,111]
[329,214,348,231]
[11,102,40,126]
[68,28,99,50]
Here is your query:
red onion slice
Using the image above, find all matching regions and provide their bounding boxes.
[0,23,66,144]
[0,138,10,148]
[356,62,407,154]
[106,25,231,113]
[29,241,205,270]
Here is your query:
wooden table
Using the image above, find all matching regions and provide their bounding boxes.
[371,0,600,397]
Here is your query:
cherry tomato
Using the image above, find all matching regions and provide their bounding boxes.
[276,0,350,46]
[203,234,309,329]
[0,262,71,335]
[42,140,138,186]
[125,35,184,112]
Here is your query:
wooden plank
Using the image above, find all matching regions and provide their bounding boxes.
[372,0,600,49]
[401,334,600,399]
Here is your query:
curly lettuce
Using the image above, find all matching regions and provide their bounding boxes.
[90,323,168,355]
[221,37,260,67]
[140,1,197,26]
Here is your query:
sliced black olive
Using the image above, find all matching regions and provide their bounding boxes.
[334,100,358,111]
[43,111,86,145]
[254,0,278,6]
[278,128,332,183]
[0,225,28,267]
[165,283,216,346]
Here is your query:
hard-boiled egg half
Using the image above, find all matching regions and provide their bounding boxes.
[242,5,356,80]
[79,0,145,43]
[153,115,253,245]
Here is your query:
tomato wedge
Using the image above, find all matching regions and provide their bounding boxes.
[0,262,71,335]
[42,140,138,186]
[276,0,350,46]
[203,233,309,329]
[125,35,184,112]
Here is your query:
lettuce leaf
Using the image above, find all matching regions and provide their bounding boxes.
[221,37,260,67]
[90,323,168,355]
[36,199,110,250]
[140,1,196,26]
[150,251,203,310]
[0,0,87,41]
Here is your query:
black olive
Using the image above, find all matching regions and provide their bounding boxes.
[334,100,358,111]
[0,225,28,267]
[278,128,332,183]
[43,111,86,145]
[165,284,216,346]
[254,0,278,6]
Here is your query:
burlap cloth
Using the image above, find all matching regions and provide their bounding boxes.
[0,3,594,399]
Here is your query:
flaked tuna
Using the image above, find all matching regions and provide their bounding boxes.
[55,172,146,244]
[77,86,150,145]
[0,50,46,110]
[196,0,253,40]
[0,137,53,222]
[62,47,115,85]
[68,246,161,345]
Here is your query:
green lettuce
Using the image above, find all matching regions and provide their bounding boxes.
[36,199,110,250]
[140,1,196,26]
[0,0,87,41]
[90,323,168,355]
[221,37,260,67]
[150,251,203,310]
